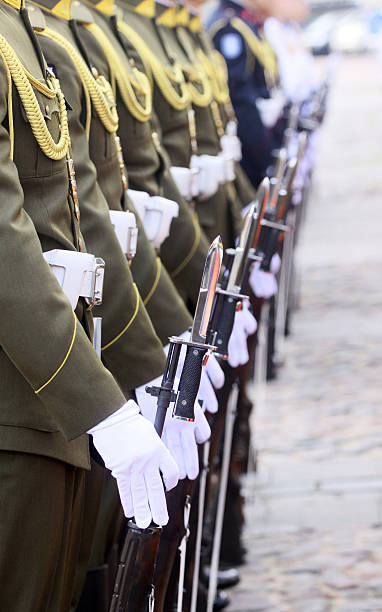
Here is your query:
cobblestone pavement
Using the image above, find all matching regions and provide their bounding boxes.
[227,54,382,611]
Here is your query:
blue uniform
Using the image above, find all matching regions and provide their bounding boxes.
[208,0,284,188]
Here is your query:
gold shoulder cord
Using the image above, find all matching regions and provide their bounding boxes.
[83,22,152,122]
[196,47,229,105]
[38,27,128,194]
[0,34,70,160]
[175,27,212,108]
[38,27,118,136]
[230,17,279,88]
[116,19,190,112]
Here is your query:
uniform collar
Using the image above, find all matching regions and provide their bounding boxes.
[155,1,177,27]
[1,0,25,9]
[176,4,189,27]
[85,0,114,16]
[29,0,72,19]
[119,0,155,18]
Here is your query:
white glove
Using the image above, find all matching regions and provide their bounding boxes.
[204,352,225,389]
[256,90,286,128]
[136,381,211,480]
[249,262,278,299]
[270,253,281,275]
[88,401,179,528]
[227,302,257,368]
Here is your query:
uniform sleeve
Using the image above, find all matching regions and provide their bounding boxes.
[38,35,167,391]
[126,194,193,342]
[0,59,127,439]
[160,169,211,308]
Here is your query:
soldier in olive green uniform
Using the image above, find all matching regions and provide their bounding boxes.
[113,0,239,248]
[0,2,181,611]
[67,0,212,312]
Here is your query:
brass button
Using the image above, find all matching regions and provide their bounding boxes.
[45,105,50,115]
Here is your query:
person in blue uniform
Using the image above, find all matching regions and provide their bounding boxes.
[207,0,286,188]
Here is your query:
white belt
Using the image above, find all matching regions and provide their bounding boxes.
[170,166,200,201]
[109,210,138,261]
[43,250,105,310]
[127,190,179,249]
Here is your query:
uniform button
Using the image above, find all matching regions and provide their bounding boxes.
[45,105,50,115]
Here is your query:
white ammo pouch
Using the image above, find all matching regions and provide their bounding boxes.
[220,120,242,162]
[128,189,179,249]
[170,165,200,201]
[190,154,225,201]
[109,210,138,262]
[43,250,105,310]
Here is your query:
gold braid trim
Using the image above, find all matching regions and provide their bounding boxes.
[39,27,119,137]
[175,27,212,107]
[0,35,70,160]
[84,22,152,122]
[35,311,77,394]
[143,257,161,306]
[170,212,201,278]
[102,283,140,350]
[116,19,190,111]
[196,47,230,105]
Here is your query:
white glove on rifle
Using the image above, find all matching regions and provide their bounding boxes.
[249,261,278,299]
[88,400,179,528]
[136,380,211,480]
[270,253,281,274]
[227,301,257,368]
[197,350,225,414]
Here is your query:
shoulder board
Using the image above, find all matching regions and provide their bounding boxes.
[71,1,94,23]
[26,3,47,31]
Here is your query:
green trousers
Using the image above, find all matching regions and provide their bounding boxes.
[0,451,86,612]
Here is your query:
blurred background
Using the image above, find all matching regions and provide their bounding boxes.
[304,0,382,56]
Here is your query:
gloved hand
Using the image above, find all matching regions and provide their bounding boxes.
[197,351,225,413]
[136,381,211,480]
[88,400,179,528]
[227,301,257,368]
[249,261,278,299]
[270,253,281,275]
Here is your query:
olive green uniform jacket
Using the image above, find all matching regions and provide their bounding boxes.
[115,0,241,246]
[0,1,132,470]
[30,10,187,395]
[71,1,210,308]
[185,14,257,208]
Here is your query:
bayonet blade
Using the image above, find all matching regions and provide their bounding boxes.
[253,177,270,249]
[269,148,287,209]
[191,236,223,344]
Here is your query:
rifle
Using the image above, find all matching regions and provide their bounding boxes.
[274,132,308,360]
[207,177,269,360]
[190,181,269,612]
[109,236,223,612]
